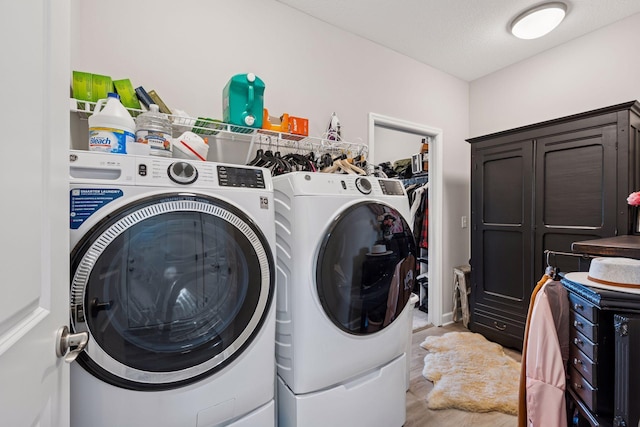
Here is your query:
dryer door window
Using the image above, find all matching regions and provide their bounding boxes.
[70,194,274,390]
[316,201,417,335]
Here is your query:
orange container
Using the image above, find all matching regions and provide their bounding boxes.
[289,116,309,136]
[262,108,290,132]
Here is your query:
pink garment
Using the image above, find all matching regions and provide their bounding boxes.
[525,279,569,427]
[383,254,415,327]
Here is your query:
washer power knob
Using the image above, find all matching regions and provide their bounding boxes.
[355,177,372,194]
[168,161,198,185]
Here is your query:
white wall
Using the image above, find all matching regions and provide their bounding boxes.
[470,12,640,138]
[70,0,470,322]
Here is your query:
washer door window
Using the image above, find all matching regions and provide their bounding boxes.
[316,201,417,335]
[70,194,274,390]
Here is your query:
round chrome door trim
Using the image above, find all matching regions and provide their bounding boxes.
[315,200,417,336]
[70,195,272,386]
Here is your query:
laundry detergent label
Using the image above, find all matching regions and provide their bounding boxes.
[70,188,123,229]
[89,127,134,154]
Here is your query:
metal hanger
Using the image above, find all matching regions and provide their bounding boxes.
[545,250,558,279]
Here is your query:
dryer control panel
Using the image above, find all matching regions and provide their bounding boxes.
[378,179,405,196]
[276,172,407,198]
[355,177,372,194]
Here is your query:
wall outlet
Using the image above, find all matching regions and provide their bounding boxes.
[461,216,468,228]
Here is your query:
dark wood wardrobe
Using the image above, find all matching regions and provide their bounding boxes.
[467,101,640,350]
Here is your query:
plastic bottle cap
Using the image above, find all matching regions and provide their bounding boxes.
[149,104,160,113]
[108,92,120,100]
[244,115,255,126]
[247,73,255,82]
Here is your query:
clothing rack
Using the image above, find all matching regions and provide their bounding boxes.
[244,131,368,165]
[544,249,596,261]
[544,249,596,267]
[544,249,596,279]
[400,174,429,187]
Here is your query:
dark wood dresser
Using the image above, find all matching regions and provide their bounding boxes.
[467,101,640,351]
[562,236,640,427]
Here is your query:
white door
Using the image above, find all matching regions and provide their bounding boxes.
[0,1,71,426]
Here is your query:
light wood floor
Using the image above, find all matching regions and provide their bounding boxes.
[406,321,522,427]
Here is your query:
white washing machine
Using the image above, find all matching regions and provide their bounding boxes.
[273,172,417,427]
[68,150,276,427]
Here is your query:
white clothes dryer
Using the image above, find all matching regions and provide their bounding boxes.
[68,150,276,427]
[273,172,417,427]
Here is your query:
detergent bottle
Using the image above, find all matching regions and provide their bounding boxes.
[88,92,135,154]
[222,73,265,128]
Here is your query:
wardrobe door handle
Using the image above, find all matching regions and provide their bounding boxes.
[493,321,507,331]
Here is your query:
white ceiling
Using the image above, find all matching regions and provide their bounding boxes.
[275,0,640,81]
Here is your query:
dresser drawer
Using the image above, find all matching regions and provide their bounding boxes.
[569,292,598,323]
[567,388,600,427]
[569,366,600,414]
[571,310,597,342]
[571,327,599,362]
[569,346,597,387]
[569,366,613,417]
[470,310,524,350]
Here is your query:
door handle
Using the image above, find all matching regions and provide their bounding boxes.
[55,326,89,363]
[493,321,507,331]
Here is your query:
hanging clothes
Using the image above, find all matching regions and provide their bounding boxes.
[409,183,428,227]
[419,190,428,249]
[518,276,569,427]
[406,182,428,249]
[518,273,550,427]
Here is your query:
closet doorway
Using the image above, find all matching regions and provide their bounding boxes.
[368,113,443,327]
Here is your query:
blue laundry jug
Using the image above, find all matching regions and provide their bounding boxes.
[222,73,265,129]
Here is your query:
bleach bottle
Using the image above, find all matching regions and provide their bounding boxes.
[88,92,135,154]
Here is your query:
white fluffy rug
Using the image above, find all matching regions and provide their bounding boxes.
[420,331,520,415]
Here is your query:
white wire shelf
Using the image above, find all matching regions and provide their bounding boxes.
[70,98,368,164]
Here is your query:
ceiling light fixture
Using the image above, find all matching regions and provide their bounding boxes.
[510,2,567,40]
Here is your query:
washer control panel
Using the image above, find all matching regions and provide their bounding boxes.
[168,161,199,185]
[68,150,274,190]
[217,165,266,188]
